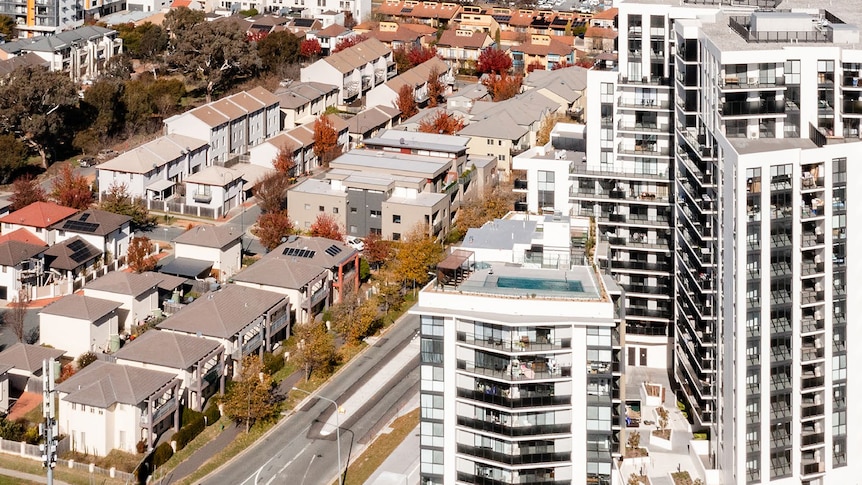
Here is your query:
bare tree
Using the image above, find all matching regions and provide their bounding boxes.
[3,288,30,343]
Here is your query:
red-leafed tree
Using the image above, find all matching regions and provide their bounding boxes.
[363,232,392,269]
[573,58,594,69]
[427,67,444,108]
[313,115,340,168]
[128,236,157,273]
[252,210,296,251]
[246,30,268,42]
[407,45,439,66]
[477,47,512,74]
[395,84,418,118]
[418,110,465,135]
[483,73,523,102]
[273,143,296,174]
[10,175,47,211]
[299,38,322,59]
[51,165,93,209]
[527,60,545,73]
[552,59,572,70]
[310,213,344,242]
[332,34,367,53]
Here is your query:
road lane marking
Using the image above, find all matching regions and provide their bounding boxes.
[266,441,313,485]
[240,423,313,485]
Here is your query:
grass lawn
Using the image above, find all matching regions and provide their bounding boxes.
[0,454,124,485]
[0,475,40,485]
[336,408,419,485]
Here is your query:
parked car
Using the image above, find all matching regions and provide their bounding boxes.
[97,149,119,160]
[78,156,95,167]
[345,236,364,251]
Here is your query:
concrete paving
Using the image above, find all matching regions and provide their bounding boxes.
[365,423,420,485]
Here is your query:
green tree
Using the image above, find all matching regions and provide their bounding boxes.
[72,129,100,156]
[118,22,168,60]
[164,7,205,41]
[9,175,47,211]
[82,79,126,138]
[293,322,336,381]
[122,76,186,133]
[0,66,79,168]
[167,20,260,102]
[0,15,15,39]
[0,134,29,183]
[102,54,133,81]
[330,294,378,345]
[99,182,154,229]
[257,31,300,73]
[372,263,403,313]
[51,165,93,209]
[221,355,277,432]
[394,224,443,290]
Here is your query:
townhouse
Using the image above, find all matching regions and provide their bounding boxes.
[248,114,348,175]
[434,28,493,75]
[163,87,280,166]
[346,105,402,146]
[355,21,436,51]
[0,26,123,81]
[300,38,396,105]
[377,0,462,28]
[275,81,339,129]
[171,224,243,281]
[82,271,166,334]
[51,209,132,261]
[0,202,78,246]
[366,57,452,110]
[0,240,47,301]
[39,294,121,356]
[306,24,354,56]
[508,33,576,72]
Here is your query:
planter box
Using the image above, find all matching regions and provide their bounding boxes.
[651,431,673,450]
[623,450,650,468]
[642,382,663,406]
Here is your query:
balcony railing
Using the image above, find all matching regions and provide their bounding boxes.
[193,192,212,203]
[456,444,571,466]
[456,416,571,437]
[455,472,569,485]
[457,360,572,381]
[456,388,571,408]
[457,332,571,353]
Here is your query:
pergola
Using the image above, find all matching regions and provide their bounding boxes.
[436,249,475,287]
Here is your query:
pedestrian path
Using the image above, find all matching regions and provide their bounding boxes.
[364,424,420,485]
[0,467,71,484]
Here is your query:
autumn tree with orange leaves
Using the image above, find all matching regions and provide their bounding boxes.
[299,38,321,59]
[332,34,367,53]
[313,115,340,168]
[418,110,465,135]
[310,213,344,242]
[427,67,444,107]
[51,165,93,209]
[395,84,418,118]
[252,210,296,251]
[483,73,523,102]
[273,143,296,174]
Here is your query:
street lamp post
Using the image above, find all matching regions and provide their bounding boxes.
[292,387,343,485]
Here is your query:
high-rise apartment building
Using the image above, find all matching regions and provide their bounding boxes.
[0,0,125,38]
[413,214,625,485]
[516,0,862,483]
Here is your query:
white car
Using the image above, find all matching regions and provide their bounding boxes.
[345,236,364,251]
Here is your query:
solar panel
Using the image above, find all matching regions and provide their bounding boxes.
[282,247,316,259]
[79,213,90,222]
[324,245,343,257]
[63,220,100,233]
[401,7,413,12]
[70,246,96,263]
[67,239,86,252]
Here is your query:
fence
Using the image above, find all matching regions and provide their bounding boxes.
[59,458,135,482]
[0,435,69,460]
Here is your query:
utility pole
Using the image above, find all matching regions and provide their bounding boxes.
[41,359,57,484]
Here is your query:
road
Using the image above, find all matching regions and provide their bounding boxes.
[202,313,420,485]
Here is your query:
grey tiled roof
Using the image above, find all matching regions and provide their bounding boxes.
[39,294,120,322]
[56,361,178,407]
[84,271,163,297]
[0,241,46,267]
[173,224,242,249]
[0,343,65,374]
[157,285,286,339]
[114,330,221,369]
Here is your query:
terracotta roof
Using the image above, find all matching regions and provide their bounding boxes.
[0,202,78,229]
[378,1,462,21]
[436,29,491,49]
[591,7,617,20]
[0,228,45,246]
[315,23,349,38]
[43,236,101,272]
[56,360,178,407]
[511,37,573,57]
[115,329,221,369]
[51,209,131,237]
[585,26,618,39]
[173,224,242,249]
[40,294,120,321]
[157,285,287,339]
[84,271,164,297]
[0,343,65,374]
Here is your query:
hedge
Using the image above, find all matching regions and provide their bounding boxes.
[204,401,220,426]
[263,352,284,375]
[172,416,205,451]
[152,442,173,469]
[181,408,203,427]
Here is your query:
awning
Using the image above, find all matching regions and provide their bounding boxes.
[147,179,175,192]
[159,257,213,279]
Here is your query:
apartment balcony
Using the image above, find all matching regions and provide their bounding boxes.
[616,121,670,133]
[140,396,178,426]
[455,472,569,485]
[801,403,825,420]
[800,204,825,220]
[599,212,671,228]
[800,316,825,335]
[456,387,571,408]
[770,317,791,334]
[801,289,825,306]
[769,233,791,249]
[801,342,825,363]
[610,259,671,273]
[801,260,825,278]
[193,192,212,203]
[770,347,791,363]
[800,461,826,477]
[617,97,670,110]
[771,431,792,448]
[719,75,785,91]
[801,232,825,248]
[457,444,571,466]
[770,375,792,392]
[801,430,825,449]
[617,144,672,157]
[719,99,785,117]
[457,360,572,382]
[514,178,528,191]
[770,290,791,306]
[801,175,825,192]
[457,416,571,438]
[801,373,825,392]
[770,404,792,421]
[457,332,571,354]
[770,261,791,277]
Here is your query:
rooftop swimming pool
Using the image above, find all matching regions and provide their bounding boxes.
[495,276,585,293]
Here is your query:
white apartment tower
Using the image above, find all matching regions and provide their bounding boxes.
[413,214,625,485]
[587,0,862,484]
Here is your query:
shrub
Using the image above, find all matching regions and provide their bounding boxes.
[172,416,205,451]
[136,439,147,454]
[152,442,173,469]
[77,351,98,369]
[181,408,203,427]
[0,418,27,441]
[204,401,221,426]
[262,351,284,375]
